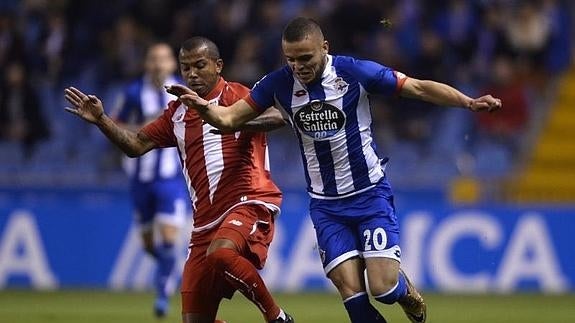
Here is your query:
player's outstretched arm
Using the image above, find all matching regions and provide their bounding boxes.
[400,78,502,112]
[165,84,258,131]
[211,107,287,134]
[64,87,156,157]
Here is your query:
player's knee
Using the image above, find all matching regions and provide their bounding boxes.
[369,275,399,297]
[205,248,225,269]
[372,271,408,305]
[205,247,235,271]
[329,273,364,299]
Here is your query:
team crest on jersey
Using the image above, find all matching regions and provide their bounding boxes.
[310,100,322,111]
[294,100,346,140]
[334,77,348,94]
[172,105,186,122]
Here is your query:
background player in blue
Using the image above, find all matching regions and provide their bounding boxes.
[112,42,190,318]
[167,17,502,323]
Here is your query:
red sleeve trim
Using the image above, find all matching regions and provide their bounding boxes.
[396,76,408,93]
[394,70,409,96]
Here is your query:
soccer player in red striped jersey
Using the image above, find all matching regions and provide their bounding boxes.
[65,37,294,323]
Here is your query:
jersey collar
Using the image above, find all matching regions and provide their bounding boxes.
[203,77,226,101]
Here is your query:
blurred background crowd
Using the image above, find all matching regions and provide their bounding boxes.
[0,0,573,202]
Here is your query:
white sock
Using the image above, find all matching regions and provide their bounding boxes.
[276,309,286,320]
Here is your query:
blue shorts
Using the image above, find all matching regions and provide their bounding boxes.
[131,178,189,229]
[309,178,401,274]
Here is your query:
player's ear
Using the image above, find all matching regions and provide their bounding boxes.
[322,40,329,54]
[216,58,223,74]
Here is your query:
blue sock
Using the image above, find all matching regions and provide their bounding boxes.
[154,242,176,300]
[374,271,408,304]
[343,292,387,323]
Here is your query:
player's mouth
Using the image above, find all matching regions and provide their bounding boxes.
[189,83,205,91]
[297,72,313,82]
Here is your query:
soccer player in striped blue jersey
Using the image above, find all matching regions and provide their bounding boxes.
[112,43,190,318]
[170,17,502,323]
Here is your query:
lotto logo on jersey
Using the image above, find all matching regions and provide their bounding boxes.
[294,100,346,140]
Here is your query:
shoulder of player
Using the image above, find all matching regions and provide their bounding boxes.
[331,54,369,71]
[335,54,391,69]
[224,80,251,93]
[332,54,394,82]
[219,81,250,105]
[250,66,293,90]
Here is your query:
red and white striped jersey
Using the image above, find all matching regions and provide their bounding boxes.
[141,77,282,244]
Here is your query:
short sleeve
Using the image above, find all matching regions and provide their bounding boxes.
[246,73,277,113]
[339,56,407,96]
[140,101,178,148]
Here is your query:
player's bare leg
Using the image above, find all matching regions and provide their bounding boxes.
[328,258,387,323]
[365,258,426,323]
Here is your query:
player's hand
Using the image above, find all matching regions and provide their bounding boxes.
[165,84,192,97]
[64,87,106,124]
[468,95,502,113]
[165,84,210,111]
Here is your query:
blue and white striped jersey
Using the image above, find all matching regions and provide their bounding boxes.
[114,75,184,183]
[249,55,407,199]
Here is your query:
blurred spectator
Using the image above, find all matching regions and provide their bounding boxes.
[167,7,197,50]
[386,28,445,148]
[0,13,26,67]
[504,0,551,81]
[225,32,266,86]
[0,0,19,12]
[473,2,512,83]
[196,0,245,65]
[324,0,385,55]
[100,15,151,83]
[250,0,285,70]
[0,0,571,188]
[40,10,68,84]
[432,0,479,67]
[542,0,573,75]
[0,61,50,159]
[475,55,529,156]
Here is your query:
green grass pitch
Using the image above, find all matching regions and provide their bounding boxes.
[1,290,574,323]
